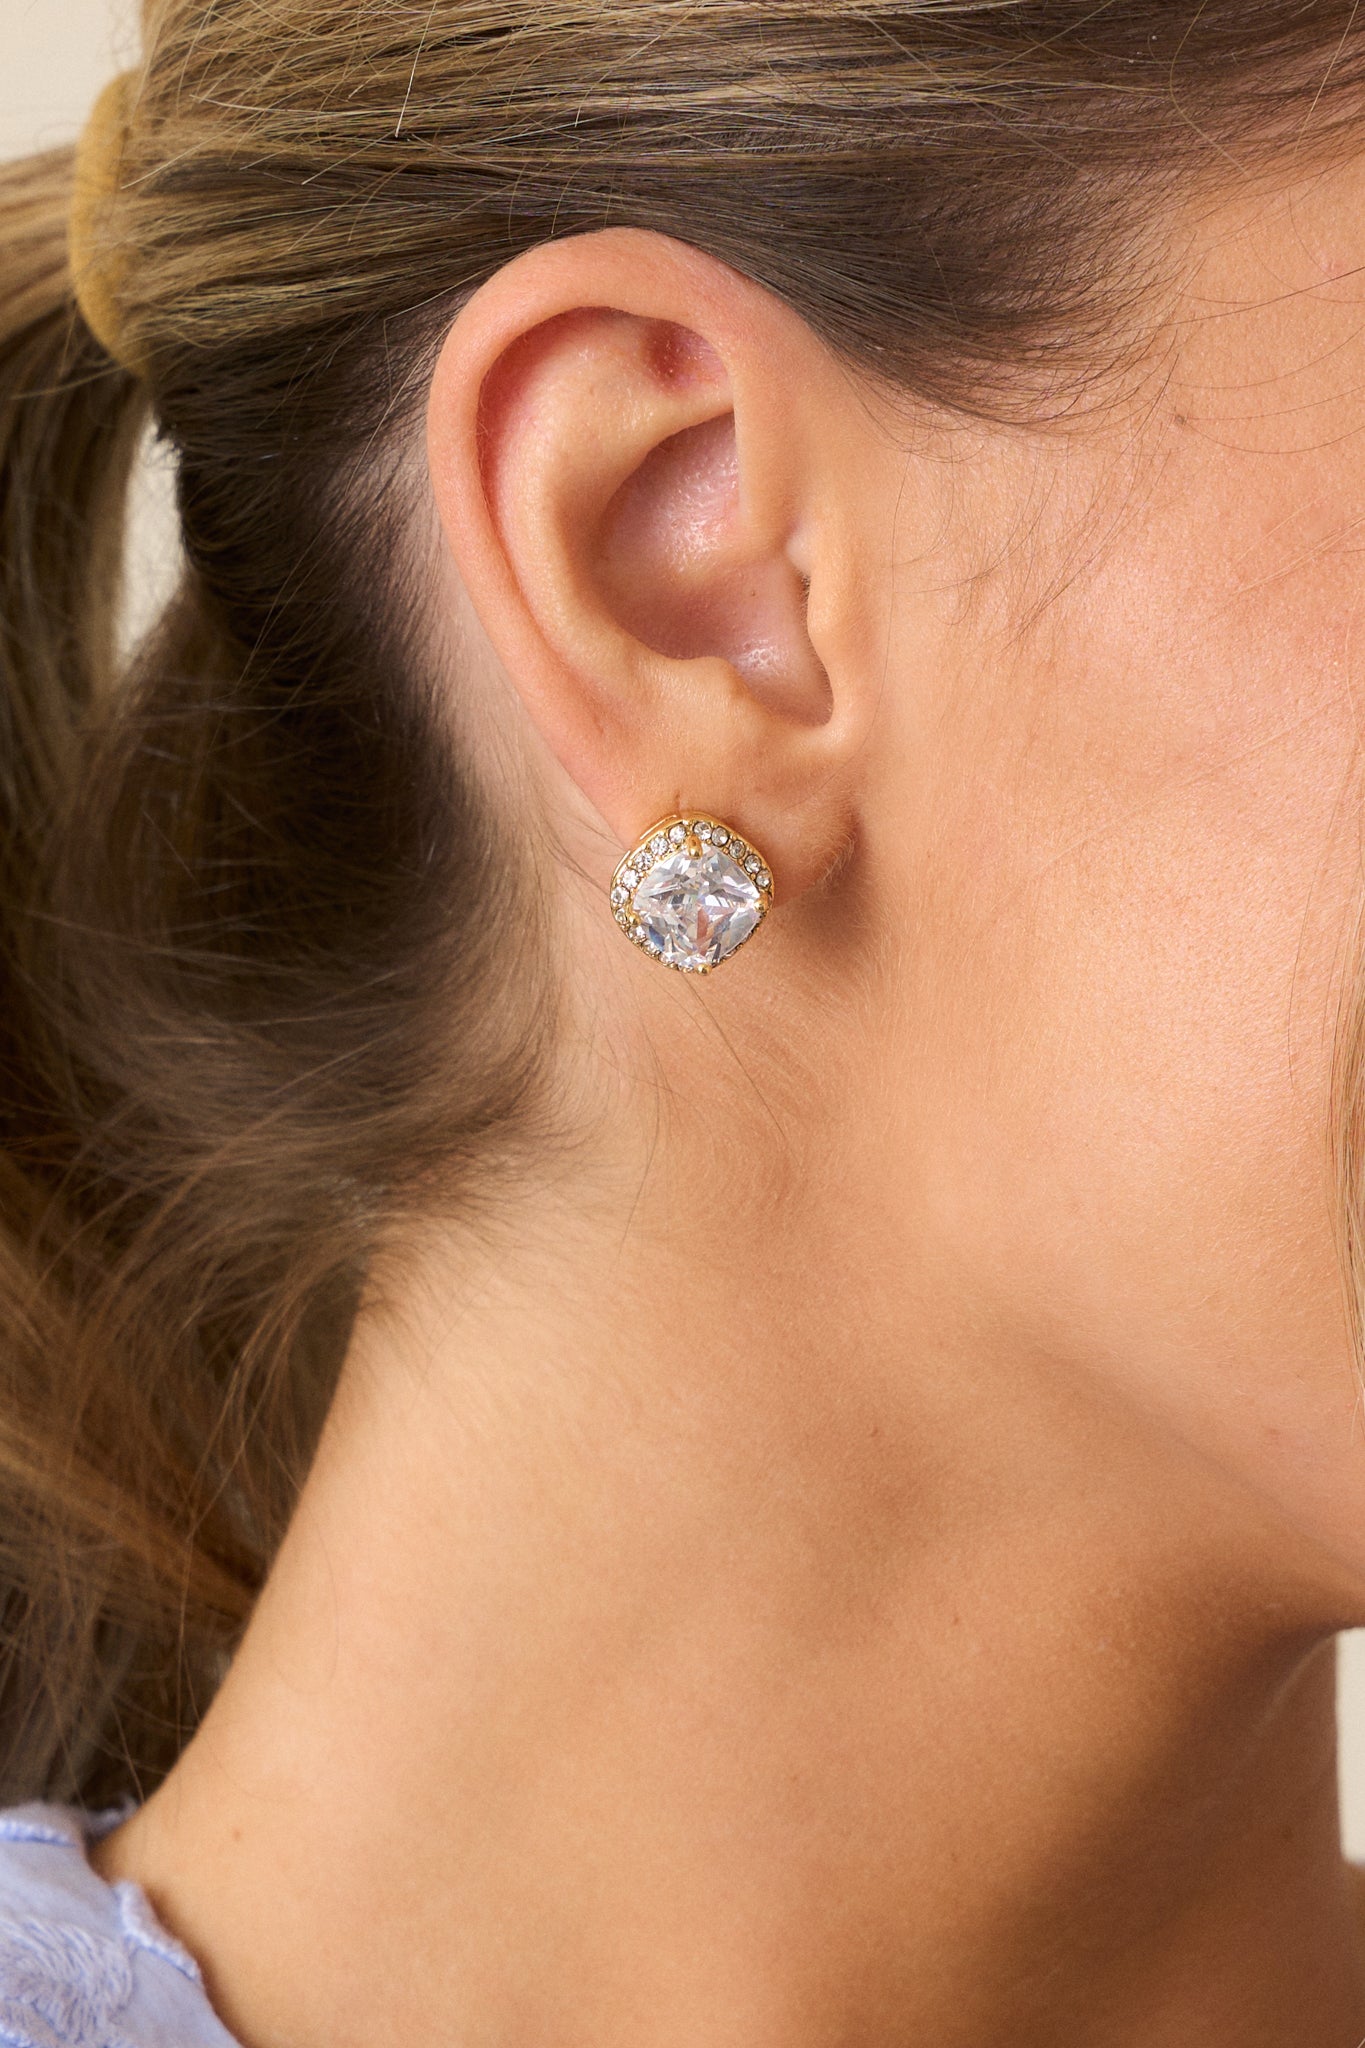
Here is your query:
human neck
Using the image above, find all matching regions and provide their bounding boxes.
[98,1172,1365,2048]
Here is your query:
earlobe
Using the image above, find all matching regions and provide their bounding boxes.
[424,228,872,900]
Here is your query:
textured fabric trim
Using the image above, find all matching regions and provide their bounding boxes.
[0,1804,222,2045]
[0,1819,81,1855]
[113,1884,201,1986]
[0,1914,136,2048]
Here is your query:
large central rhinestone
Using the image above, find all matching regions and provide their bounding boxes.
[633,846,763,971]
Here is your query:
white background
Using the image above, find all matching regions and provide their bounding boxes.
[8,0,1365,1857]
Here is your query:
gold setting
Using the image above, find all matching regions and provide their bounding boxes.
[610,813,774,973]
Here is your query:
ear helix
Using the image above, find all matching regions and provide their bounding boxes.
[609,814,774,973]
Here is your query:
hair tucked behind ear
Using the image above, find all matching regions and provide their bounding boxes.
[3,0,1365,1808]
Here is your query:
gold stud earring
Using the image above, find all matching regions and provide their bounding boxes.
[609,814,774,973]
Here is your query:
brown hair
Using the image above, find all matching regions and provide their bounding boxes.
[2,1,1363,1809]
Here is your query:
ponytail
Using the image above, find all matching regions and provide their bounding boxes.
[0,147,167,1800]
[0,133,542,1807]
[0,148,143,868]
[0,155,273,1802]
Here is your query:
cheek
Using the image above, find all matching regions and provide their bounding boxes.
[896,482,1365,1530]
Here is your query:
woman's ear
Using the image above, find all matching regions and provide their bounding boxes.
[424,228,879,899]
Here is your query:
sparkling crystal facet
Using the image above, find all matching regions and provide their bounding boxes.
[633,845,763,970]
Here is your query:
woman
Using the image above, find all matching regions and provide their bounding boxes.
[2,1,1365,2041]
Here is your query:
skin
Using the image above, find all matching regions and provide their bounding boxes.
[97,153,1365,2046]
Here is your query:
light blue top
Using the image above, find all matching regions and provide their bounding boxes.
[0,1804,236,2047]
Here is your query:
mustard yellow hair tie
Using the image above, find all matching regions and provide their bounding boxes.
[68,72,143,376]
